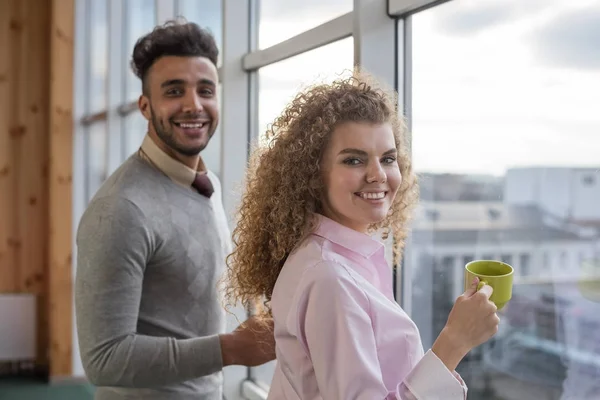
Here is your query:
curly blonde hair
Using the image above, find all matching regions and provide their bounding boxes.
[224,70,418,316]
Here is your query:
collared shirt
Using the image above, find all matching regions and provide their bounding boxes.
[137,133,232,256]
[267,214,468,400]
[138,133,208,189]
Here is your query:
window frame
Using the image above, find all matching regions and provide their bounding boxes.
[73,0,446,397]
[240,0,448,396]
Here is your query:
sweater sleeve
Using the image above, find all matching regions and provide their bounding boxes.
[75,196,223,388]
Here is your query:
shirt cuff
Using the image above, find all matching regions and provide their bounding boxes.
[402,349,468,399]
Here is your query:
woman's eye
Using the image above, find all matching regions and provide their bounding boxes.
[343,158,362,166]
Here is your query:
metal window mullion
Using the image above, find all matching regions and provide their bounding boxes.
[353,0,396,85]
[247,0,259,169]
[398,15,415,311]
[397,11,417,312]
[106,0,124,174]
[82,0,92,202]
[246,0,260,384]
[73,0,90,210]
[222,0,252,385]
[242,12,353,71]
[222,1,262,398]
[221,0,251,227]
[120,0,131,161]
[353,0,402,302]
[387,0,451,17]
[71,0,91,376]
[402,16,413,136]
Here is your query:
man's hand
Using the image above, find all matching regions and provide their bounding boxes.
[220,315,276,367]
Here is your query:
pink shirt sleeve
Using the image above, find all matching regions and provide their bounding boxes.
[294,262,467,400]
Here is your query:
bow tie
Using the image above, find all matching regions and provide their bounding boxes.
[192,173,214,198]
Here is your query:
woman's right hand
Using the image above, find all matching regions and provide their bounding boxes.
[431,277,500,371]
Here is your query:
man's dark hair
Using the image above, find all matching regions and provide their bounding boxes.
[131,19,219,95]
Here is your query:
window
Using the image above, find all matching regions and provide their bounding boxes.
[257,37,353,144]
[543,251,550,270]
[463,254,474,266]
[560,251,568,270]
[404,0,600,398]
[123,112,148,157]
[74,0,600,397]
[89,0,108,113]
[520,253,531,277]
[125,0,156,102]
[257,0,353,48]
[87,122,108,201]
[441,256,454,268]
[177,0,222,65]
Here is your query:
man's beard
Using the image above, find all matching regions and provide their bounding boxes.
[150,106,210,156]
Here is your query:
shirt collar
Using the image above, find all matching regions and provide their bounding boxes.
[313,214,384,259]
[140,134,207,188]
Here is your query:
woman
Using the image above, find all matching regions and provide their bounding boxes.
[224,71,499,399]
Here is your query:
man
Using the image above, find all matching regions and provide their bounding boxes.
[75,20,275,400]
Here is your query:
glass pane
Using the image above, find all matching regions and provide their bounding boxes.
[125,0,156,102]
[178,0,222,66]
[258,37,354,145]
[201,83,222,178]
[258,0,352,48]
[123,111,148,158]
[87,122,108,201]
[405,0,600,399]
[89,0,108,113]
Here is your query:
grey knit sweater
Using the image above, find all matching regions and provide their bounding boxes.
[75,154,232,399]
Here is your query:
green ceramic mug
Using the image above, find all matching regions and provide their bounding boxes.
[464,260,514,310]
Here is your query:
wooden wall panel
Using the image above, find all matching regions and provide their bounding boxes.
[15,0,51,366]
[0,0,74,379]
[0,0,18,293]
[15,0,50,297]
[48,0,75,378]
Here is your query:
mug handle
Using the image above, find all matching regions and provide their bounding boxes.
[477,280,488,291]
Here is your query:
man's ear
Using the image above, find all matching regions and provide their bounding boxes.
[139,95,151,121]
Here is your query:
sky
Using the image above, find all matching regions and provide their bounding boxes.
[257,0,600,176]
